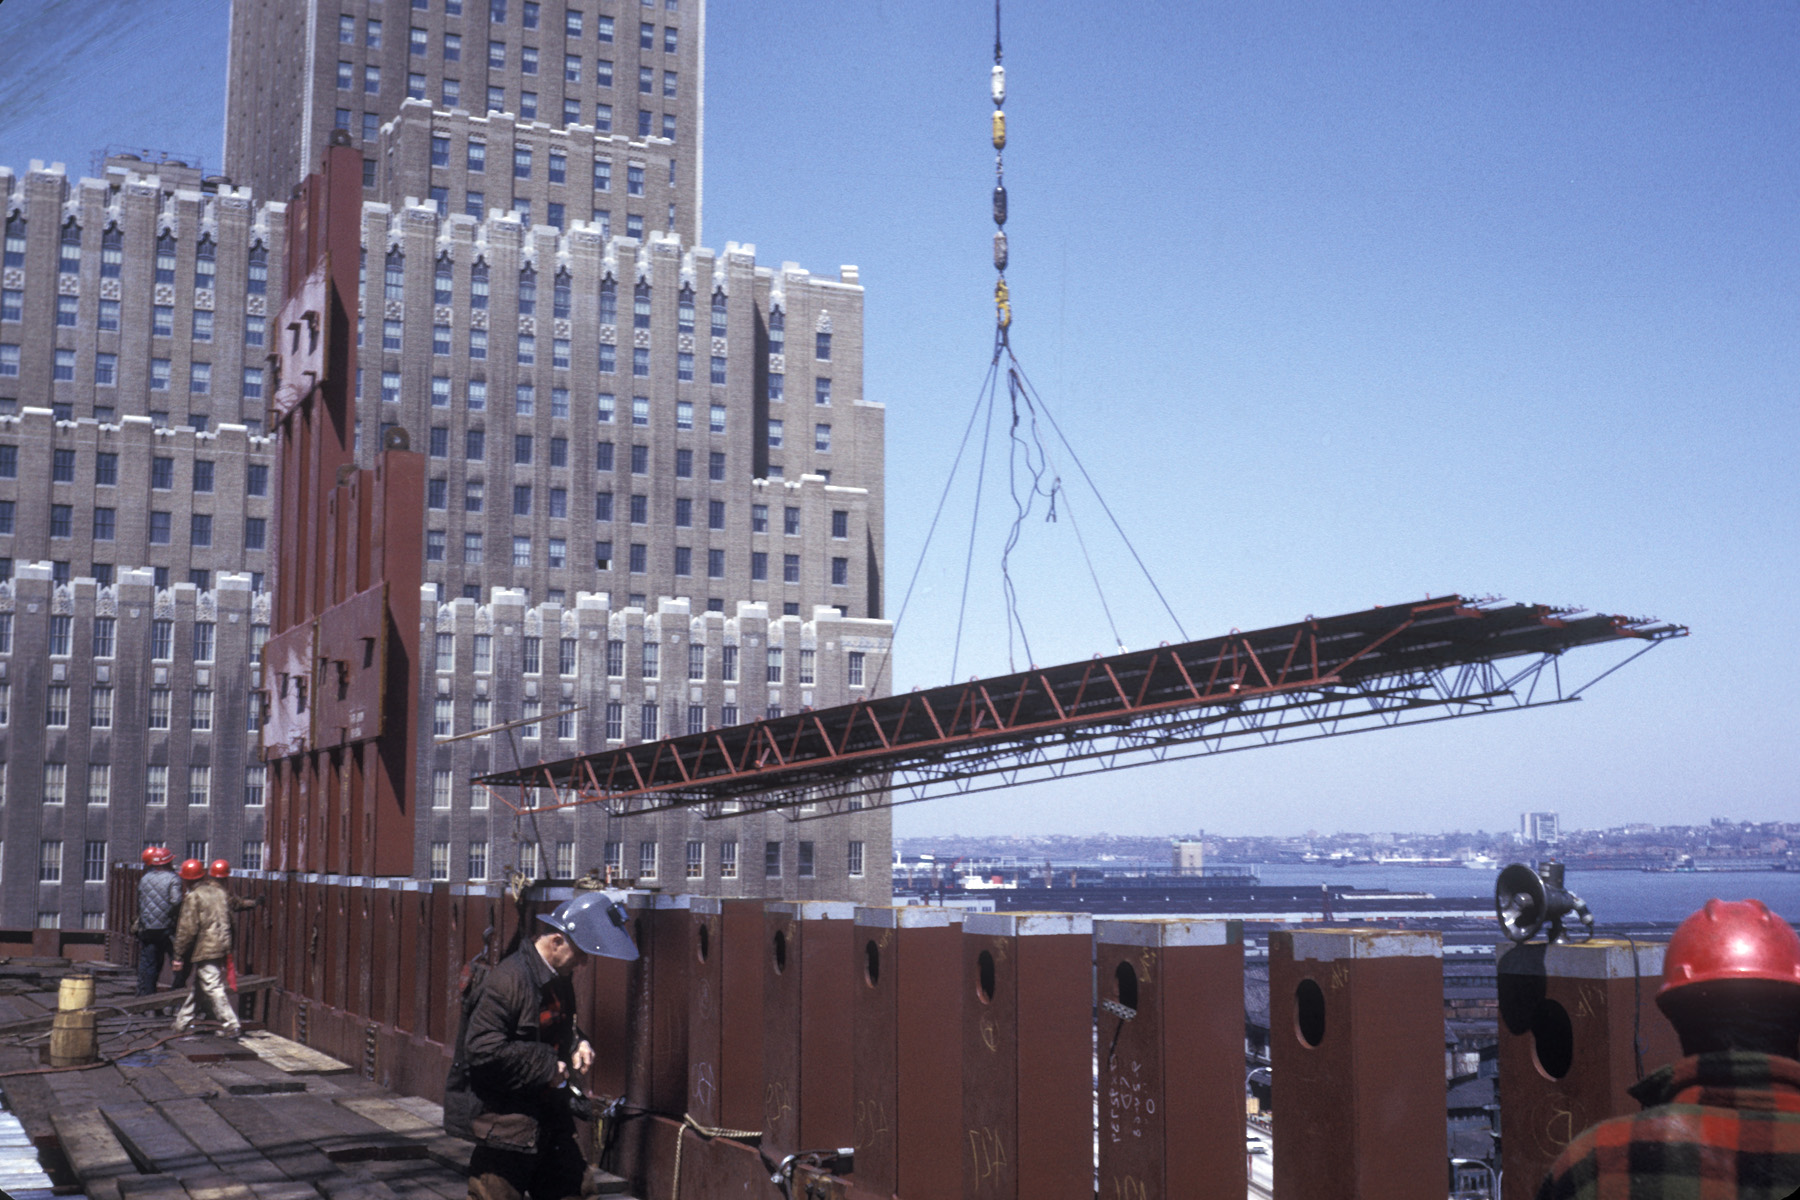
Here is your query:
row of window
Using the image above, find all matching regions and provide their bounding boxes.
[15,296,268,351]
[0,504,264,550]
[351,3,677,38]
[31,763,264,808]
[0,219,267,294]
[426,531,851,584]
[0,614,269,662]
[0,683,244,733]
[0,344,267,399]
[337,60,679,138]
[0,449,269,496]
[28,835,268,887]
[431,633,863,683]
[428,682,865,746]
[421,837,861,886]
[0,560,258,591]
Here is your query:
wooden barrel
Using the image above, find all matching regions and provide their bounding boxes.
[57,974,94,1012]
[48,1009,97,1064]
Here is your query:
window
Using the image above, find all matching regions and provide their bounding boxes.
[58,221,82,275]
[549,487,568,518]
[39,841,62,883]
[191,689,213,730]
[193,622,216,662]
[782,553,802,585]
[750,551,768,582]
[433,696,454,737]
[428,479,449,509]
[512,536,531,567]
[640,641,660,679]
[426,530,446,561]
[639,840,658,879]
[629,543,646,572]
[830,557,850,587]
[815,376,833,406]
[765,646,784,684]
[189,512,213,548]
[596,440,614,471]
[430,842,450,881]
[676,351,694,382]
[513,483,533,516]
[515,433,534,464]
[58,294,79,326]
[675,448,694,479]
[84,760,113,805]
[88,684,113,729]
[464,532,484,563]
[145,764,168,806]
[799,648,816,685]
[514,145,533,180]
[630,444,649,473]
[46,685,70,727]
[548,151,566,184]
[188,765,211,805]
[466,841,489,881]
[797,841,815,878]
[0,290,18,322]
[54,347,76,381]
[768,418,784,449]
[764,840,781,879]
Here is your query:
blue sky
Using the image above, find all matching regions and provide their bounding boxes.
[2,1,1794,837]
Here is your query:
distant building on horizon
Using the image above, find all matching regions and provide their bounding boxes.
[1521,811,1559,845]
[1172,837,1205,876]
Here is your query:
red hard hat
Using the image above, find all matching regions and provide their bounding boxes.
[1660,899,1800,997]
[208,859,232,879]
[142,846,174,867]
[178,859,206,882]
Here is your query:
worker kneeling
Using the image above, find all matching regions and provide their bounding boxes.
[446,892,635,1200]
[1538,898,1800,1198]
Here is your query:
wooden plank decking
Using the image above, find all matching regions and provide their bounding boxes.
[0,965,636,1200]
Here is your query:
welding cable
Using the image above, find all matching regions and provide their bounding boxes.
[669,1112,766,1200]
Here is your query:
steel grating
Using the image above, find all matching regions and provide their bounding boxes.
[475,595,1685,819]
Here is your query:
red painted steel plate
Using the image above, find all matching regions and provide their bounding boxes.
[315,582,389,746]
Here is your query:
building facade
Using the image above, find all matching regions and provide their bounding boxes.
[0,139,891,922]
[224,0,703,244]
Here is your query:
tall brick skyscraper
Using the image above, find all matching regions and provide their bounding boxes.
[224,0,703,244]
[0,0,893,926]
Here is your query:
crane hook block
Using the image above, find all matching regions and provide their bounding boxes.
[995,279,1012,329]
[991,64,1006,106]
[992,110,1007,150]
[993,183,1008,227]
[993,231,1009,272]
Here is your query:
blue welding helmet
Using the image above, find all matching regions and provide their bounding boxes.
[537,891,638,961]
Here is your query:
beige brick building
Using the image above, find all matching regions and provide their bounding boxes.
[0,19,894,919]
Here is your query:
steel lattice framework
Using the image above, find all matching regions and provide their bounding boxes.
[475,595,1684,820]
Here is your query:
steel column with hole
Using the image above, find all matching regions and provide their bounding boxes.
[1269,928,1446,1200]
[762,901,856,1161]
[852,905,965,1198]
[1495,939,1680,1200]
[1095,918,1246,1200]
[961,912,1093,1200]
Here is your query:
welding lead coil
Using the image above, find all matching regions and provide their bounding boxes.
[993,183,1008,227]
[992,110,1006,150]
[991,64,1006,105]
[993,231,1008,272]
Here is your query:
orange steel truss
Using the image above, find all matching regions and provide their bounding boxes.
[476,595,1684,819]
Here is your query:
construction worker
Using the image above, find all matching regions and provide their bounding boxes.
[170,859,252,1037]
[134,847,182,996]
[1537,899,1800,1198]
[446,892,629,1200]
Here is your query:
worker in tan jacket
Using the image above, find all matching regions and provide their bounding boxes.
[170,859,255,1036]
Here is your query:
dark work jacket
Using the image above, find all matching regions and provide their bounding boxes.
[447,941,586,1153]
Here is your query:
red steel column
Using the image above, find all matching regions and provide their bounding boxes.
[762,901,856,1161]
[623,893,694,1118]
[1270,928,1445,1200]
[688,898,724,1128]
[719,898,766,1133]
[1095,918,1246,1200]
[1496,939,1680,1200]
[852,905,964,1200]
[962,912,1093,1200]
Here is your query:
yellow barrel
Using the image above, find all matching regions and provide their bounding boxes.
[57,974,94,1012]
[48,1009,97,1064]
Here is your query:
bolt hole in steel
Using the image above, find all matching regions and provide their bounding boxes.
[772,928,788,974]
[1114,960,1139,1011]
[1530,999,1574,1079]
[864,940,881,988]
[696,923,710,963]
[976,950,996,1003]
[1295,978,1327,1047]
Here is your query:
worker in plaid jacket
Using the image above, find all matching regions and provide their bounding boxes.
[1537,899,1800,1199]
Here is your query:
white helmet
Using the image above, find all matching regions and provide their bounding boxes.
[537,891,638,961]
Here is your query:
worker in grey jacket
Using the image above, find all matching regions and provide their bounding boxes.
[135,847,182,996]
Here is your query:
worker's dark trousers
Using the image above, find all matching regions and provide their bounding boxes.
[136,929,174,996]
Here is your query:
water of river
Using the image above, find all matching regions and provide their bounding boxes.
[1244,863,1800,925]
